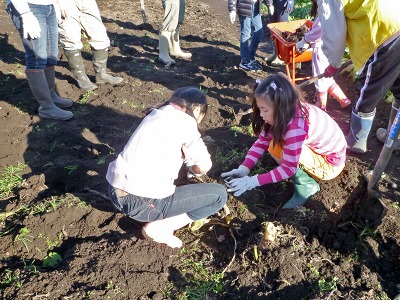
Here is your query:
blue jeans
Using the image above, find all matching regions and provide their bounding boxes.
[239,3,263,63]
[8,3,58,69]
[109,183,227,222]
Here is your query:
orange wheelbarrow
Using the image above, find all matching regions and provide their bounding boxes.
[267,19,314,84]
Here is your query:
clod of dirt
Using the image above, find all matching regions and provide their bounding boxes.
[279,24,310,43]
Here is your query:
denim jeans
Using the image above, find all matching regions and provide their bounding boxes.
[8,3,58,69]
[239,3,263,63]
[109,183,227,222]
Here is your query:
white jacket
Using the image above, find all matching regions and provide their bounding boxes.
[106,105,212,199]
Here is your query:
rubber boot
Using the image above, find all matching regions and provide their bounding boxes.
[64,49,97,91]
[316,91,328,111]
[44,66,73,108]
[142,213,193,248]
[159,31,176,65]
[282,168,320,209]
[346,108,376,153]
[265,48,284,66]
[25,70,73,120]
[328,83,351,108]
[169,28,192,59]
[92,48,124,86]
[376,98,400,150]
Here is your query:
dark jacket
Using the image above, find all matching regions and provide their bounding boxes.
[228,0,265,17]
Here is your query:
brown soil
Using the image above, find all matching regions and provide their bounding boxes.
[1,0,399,299]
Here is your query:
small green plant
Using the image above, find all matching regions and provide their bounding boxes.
[359,226,376,240]
[317,276,338,292]
[43,252,62,268]
[46,232,64,250]
[199,86,208,95]
[307,262,320,277]
[64,165,77,175]
[105,280,124,296]
[14,227,33,252]
[0,269,20,290]
[79,90,96,104]
[214,147,247,170]
[0,163,27,199]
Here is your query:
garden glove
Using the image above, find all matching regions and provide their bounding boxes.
[324,65,340,78]
[221,165,250,181]
[21,12,41,40]
[284,0,294,14]
[268,5,274,16]
[225,175,260,197]
[229,11,236,24]
[56,0,71,20]
[296,38,309,53]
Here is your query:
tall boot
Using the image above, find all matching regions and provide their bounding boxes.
[265,48,284,66]
[92,48,124,85]
[159,31,176,65]
[64,49,97,91]
[25,70,73,120]
[316,91,328,111]
[376,98,400,150]
[169,27,192,59]
[44,66,73,108]
[142,213,193,248]
[328,83,351,108]
[346,108,376,153]
[282,168,320,209]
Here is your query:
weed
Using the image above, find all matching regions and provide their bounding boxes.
[14,227,33,252]
[43,252,62,268]
[307,262,320,277]
[214,147,247,170]
[238,204,249,219]
[180,258,225,298]
[359,227,376,240]
[199,86,208,95]
[317,276,338,292]
[0,162,26,199]
[105,280,124,296]
[0,269,20,290]
[79,90,97,104]
[46,232,64,250]
[64,165,77,175]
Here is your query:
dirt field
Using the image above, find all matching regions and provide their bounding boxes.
[0,0,399,299]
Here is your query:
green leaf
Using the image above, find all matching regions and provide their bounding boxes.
[43,252,62,268]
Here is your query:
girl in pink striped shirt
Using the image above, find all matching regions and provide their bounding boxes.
[222,73,347,208]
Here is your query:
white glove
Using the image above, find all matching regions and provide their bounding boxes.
[56,0,71,19]
[285,0,294,14]
[225,176,260,197]
[221,165,250,181]
[268,5,275,16]
[21,12,41,40]
[296,38,309,53]
[229,11,236,24]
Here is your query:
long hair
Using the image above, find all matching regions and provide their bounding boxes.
[146,87,208,119]
[251,73,309,147]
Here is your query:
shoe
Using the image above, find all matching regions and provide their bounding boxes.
[250,59,262,69]
[240,60,262,72]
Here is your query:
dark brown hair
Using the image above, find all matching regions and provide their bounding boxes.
[251,73,309,147]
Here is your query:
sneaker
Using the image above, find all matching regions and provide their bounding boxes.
[250,59,262,69]
[239,60,262,71]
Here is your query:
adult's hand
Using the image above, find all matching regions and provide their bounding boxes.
[285,0,294,14]
[57,0,71,19]
[21,12,41,40]
[225,175,260,197]
[324,65,340,77]
[221,165,250,181]
[229,11,236,24]
[296,38,309,53]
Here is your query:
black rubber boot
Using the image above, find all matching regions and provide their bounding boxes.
[25,70,73,120]
[282,168,320,209]
[64,49,97,91]
[44,66,73,108]
[92,48,123,85]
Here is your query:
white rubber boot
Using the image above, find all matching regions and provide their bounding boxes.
[169,28,192,59]
[142,213,192,248]
[159,31,176,65]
